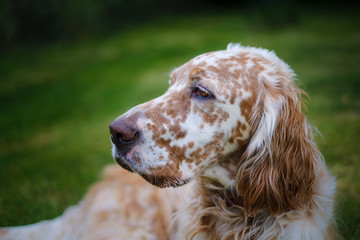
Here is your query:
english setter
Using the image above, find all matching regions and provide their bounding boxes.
[0,44,337,240]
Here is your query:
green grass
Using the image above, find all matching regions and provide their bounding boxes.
[1,10,359,239]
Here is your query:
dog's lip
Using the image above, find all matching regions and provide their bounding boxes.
[114,157,134,173]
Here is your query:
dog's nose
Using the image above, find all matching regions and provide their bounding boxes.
[109,119,140,146]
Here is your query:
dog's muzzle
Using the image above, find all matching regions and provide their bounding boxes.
[109,114,141,171]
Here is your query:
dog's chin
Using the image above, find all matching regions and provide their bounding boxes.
[114,157,190,188]
[141,173,190,188]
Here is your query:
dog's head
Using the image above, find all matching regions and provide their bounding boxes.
[110,44,255,187]
[110,43,315,214]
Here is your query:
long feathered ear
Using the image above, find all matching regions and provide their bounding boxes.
[236,57,317,215]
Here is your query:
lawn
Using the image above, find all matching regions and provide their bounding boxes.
[1,9,359,239]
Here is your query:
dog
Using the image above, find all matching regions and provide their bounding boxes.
[0,44,337,240]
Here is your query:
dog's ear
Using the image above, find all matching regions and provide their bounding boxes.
[236,62,317,215]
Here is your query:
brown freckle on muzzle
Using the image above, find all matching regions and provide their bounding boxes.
[175,131,187,140]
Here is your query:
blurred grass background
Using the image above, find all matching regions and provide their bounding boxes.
[0,0,359,239]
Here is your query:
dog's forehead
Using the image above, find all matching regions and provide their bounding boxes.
[191,50,244,65]
[170,50,251,84]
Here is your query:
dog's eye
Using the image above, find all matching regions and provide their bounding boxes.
[194,86,210,98]
[198,88,209,97]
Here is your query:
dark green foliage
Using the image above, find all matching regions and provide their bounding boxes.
[1,0,342,51]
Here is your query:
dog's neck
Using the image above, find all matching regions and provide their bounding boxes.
[181,151,260,239]
[196,150,247,217]
[200,149,244,191]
